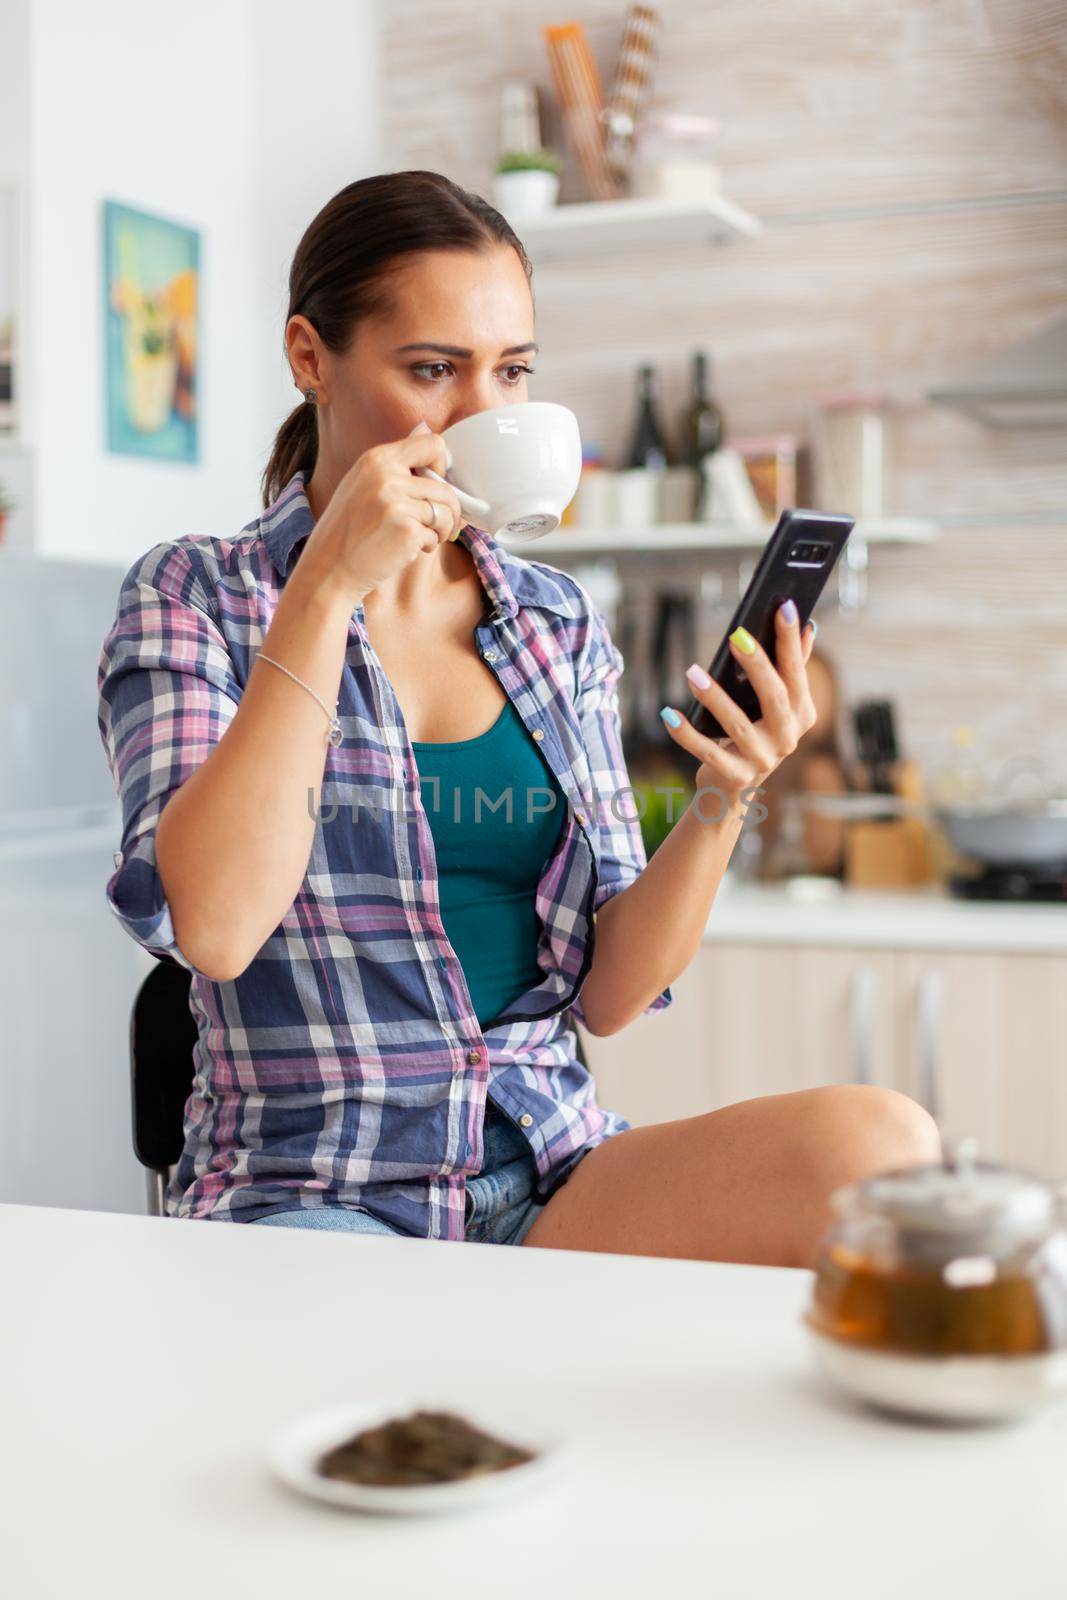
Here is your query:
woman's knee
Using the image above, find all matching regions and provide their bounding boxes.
[760,1085,938,1268]
[793,1083,941,1192]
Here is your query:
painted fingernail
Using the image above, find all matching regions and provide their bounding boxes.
[780,598,798,624]
[660,706,681,728]
[809,619,818,641]
[729,626,756,655]
[685,661,711,689]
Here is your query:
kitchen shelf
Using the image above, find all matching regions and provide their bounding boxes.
[514,195,762,262]
[530,517,940,555]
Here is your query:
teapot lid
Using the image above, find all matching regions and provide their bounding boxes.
[846,1137,1056,1246]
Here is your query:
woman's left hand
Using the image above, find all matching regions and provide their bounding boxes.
[660,602,818,808]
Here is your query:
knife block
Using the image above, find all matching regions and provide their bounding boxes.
[843,758,938,888]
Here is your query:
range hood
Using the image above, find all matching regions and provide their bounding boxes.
[927,315,1067,429]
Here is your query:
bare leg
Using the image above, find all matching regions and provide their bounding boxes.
[523,1085,940,1269]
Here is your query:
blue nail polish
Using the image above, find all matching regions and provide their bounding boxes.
[781,597,798,623]
[660,706,681,728]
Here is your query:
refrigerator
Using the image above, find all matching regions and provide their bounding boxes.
[0,549,150,1213]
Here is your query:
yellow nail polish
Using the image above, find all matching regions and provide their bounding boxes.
[730,626,756,655]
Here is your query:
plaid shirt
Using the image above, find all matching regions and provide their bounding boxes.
[97,469,672,1237]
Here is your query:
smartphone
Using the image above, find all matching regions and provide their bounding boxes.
[682,508,855,740]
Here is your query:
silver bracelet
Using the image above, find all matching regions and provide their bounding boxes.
[257,652,343,747]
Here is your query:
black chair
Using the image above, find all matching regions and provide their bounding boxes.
[129,959,590,1217]
[130,955,198,1216]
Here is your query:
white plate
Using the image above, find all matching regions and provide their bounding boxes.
[269,1395,565,1515]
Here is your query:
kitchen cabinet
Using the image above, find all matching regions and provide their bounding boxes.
[580,893,1067,1179]
[581,945,901,1127]
[891,950,1067,1179]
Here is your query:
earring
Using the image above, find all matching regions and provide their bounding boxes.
[304,388,318,405]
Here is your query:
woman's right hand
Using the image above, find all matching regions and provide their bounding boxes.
[302,429,464,606]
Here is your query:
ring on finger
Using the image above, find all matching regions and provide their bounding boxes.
[426,501,443,534]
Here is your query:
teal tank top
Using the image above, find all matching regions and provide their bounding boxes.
[411,697,567,1028]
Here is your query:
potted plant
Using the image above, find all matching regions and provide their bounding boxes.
[492,149,562,220]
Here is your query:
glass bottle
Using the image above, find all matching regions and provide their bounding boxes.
[680,350,724,468]
[682,352,725,519]
[626,365,671,470]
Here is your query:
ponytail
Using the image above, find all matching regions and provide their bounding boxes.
[262,399,317,509]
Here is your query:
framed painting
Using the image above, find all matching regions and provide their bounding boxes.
[103,199,199,462]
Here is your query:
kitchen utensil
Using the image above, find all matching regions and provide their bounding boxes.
[798,764,936,888]
[851,698,899,796]
[844,816,930,888]
[805,1138,1067,1423]
[601,4,660,184]
[785,753,927,884]
[933,797,1067,871]
[543,23,621,201]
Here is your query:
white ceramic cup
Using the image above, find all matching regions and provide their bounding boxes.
[415,401,583,545]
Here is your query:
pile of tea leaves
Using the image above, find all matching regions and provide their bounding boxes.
[317,1409,538,1487]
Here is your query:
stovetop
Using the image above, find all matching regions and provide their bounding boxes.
[949,864,1067,903]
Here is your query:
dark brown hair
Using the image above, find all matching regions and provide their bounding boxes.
[261,170,534,508]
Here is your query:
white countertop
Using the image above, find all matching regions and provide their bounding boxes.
[2,1203,1064,1599]
[703,877,1067,953]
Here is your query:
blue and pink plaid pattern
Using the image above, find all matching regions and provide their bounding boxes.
[97,469,672,1238]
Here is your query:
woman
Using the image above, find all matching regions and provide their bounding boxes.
[97,171,938,1266]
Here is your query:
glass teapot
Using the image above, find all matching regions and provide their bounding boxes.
[804,1138,1067,1422]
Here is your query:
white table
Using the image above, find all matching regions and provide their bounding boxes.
[2,1203,1064,1599]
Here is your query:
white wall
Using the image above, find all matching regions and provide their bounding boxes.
[19,0,382,569]
[0,0,30,180]
[251,0,383,459]
[0,0,34,550]
[25,0,260,564]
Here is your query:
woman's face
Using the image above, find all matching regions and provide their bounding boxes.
[289,244,536,475]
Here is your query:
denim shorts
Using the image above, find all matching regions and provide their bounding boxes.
[248,1101,547,1246]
